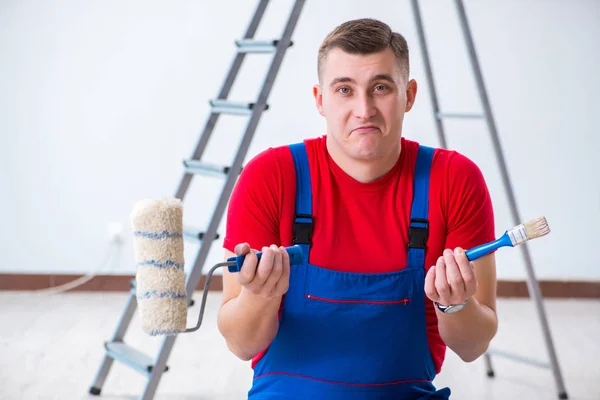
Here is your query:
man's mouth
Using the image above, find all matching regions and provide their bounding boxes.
[351,125,379,134]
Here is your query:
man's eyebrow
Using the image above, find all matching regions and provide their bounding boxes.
[328,74,396,87]
[329,77,355,87]
[370,74,396,84]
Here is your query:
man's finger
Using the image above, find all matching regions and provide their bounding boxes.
[280,245,291,268]
[424,265,438,302]
[252,246,274,287]
[444,248,465,300]
[237,249,258,285]
[455,247,477,297]
[263,245,283,295]
[275,246,291,294]
[434,256,450,301]
[234,242,251,256]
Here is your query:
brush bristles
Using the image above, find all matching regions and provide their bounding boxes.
[524,216,551,239]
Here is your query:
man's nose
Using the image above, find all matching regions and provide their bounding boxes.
[353,94,376,120]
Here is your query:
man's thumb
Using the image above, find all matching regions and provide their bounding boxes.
[234,242,251,255]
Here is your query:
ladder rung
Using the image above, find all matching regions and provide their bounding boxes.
[182,228,220,243]
[104,342,168,375]
[183,160,230,177]
[236,39,292,53]
[209,99,269,115]
[437,112,485,120]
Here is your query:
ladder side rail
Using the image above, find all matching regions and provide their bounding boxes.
[184,0,307,299]
[175,0,272,200]
[453,1,568,397]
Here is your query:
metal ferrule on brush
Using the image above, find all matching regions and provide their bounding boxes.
[507,223,528,246]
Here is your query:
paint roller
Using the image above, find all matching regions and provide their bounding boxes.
[132,198,187,336]
[131,197,303,336]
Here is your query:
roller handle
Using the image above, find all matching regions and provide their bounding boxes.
[227,245,304,273]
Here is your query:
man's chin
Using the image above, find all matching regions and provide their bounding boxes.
[351,138,401,161]
[350,145,382,161]
[354,135,381,152]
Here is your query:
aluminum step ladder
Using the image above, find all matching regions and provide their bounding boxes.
[410,0,568,398]
[88,1,306,399]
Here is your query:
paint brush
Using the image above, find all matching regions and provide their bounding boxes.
[465,217,551,261]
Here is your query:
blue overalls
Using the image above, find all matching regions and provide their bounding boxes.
[248,142,451,399]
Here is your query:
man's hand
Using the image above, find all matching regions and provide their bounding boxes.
[234,243,291,299]
[218,243,291,361]
[425,247,477,306]
[424,248,498,362]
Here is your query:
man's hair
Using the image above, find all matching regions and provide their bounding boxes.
[317,18,409,82]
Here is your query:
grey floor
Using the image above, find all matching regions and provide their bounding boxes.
[1,291,599,400]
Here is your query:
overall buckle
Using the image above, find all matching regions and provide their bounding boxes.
[293,214,313,245]
[408,218,429,249]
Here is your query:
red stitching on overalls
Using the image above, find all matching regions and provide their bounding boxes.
[305,294,411,305]
[253,371,431,386]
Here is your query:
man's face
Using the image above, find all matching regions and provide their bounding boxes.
[314,47,417,161]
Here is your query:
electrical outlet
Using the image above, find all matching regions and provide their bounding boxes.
[108,222,124,243]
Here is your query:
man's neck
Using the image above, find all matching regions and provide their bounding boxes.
[326,137,401,183]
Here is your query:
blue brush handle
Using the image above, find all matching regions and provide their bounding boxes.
[465,232,512,261]
[227,245,304,273]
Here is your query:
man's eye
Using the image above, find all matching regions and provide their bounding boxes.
[337,87,350,94]
[375,85,387,91]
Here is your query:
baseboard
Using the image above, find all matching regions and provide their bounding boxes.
[0,274,223,291]
[0,274,598,298]
[496,280,600,298]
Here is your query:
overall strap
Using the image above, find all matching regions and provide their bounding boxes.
[407,145,435,271]
[289,142,313,264]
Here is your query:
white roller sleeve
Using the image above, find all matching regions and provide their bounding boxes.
[131,198,187,336]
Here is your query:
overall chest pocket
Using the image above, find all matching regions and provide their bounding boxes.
[298,264,426,384]
[305,263,415,305]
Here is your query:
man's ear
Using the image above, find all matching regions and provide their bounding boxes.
[405,79,418,112]
[313,84,325,116]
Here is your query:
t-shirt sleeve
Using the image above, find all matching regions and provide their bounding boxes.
[443,152,495,251]
[223,147,284,253]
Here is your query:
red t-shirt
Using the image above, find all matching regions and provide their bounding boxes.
[223,135,495,374]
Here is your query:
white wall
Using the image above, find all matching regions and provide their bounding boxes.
[1,0,598,280]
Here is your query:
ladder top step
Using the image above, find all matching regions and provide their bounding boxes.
[183,160,232,177]
[235,39,293,53]
[437,112,484,120]
[209,99,269,116]
[104,341,168,375]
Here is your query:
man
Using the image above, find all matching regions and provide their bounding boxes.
[218,18,498,399]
